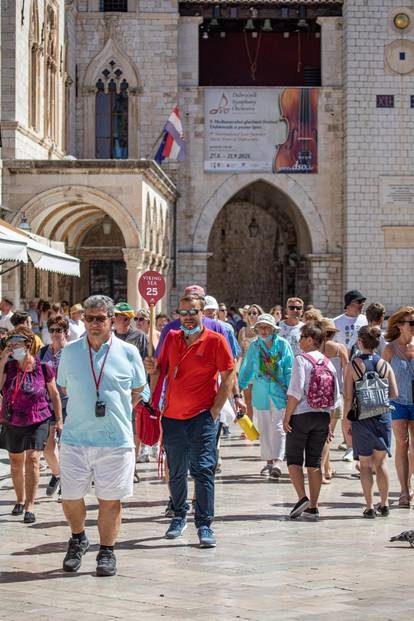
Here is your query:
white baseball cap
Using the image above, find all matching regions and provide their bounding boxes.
[204,295,219,311]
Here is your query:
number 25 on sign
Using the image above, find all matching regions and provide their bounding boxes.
[138,271,166,356]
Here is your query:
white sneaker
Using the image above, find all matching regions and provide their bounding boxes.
[342,448,354,462]
[137,452,150,463]
[151,444,159,460]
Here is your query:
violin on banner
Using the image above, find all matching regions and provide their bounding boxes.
[273,88,318,174]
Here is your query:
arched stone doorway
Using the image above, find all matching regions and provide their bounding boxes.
[207,180,312,311]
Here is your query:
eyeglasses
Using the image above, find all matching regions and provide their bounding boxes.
[49,328,64,334]
[178,309,200,317]
[84,315,109,324]
[248,311,258,316]
[134,316,146,322]
[401,320,414,326]
[288,305,303,311]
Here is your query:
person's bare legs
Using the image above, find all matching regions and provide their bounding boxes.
[359,455,374,510]
[243,385,253,422]
[9,452,25,505]
[372,450,389,507]
[342,418,352,450]
[321,442,331,482]
[408,422,414,494]
[288,464,306,500]
[392,419,410,496]
[307,467,323,509]
[62,498,87,533]
[97,499,122,546]
[43,426,60,476]
[24,450,40,512]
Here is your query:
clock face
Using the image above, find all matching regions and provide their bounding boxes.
[394,13,410,30]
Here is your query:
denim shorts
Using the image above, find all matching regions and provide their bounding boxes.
[390,401,414,421]
[352,414,392,458]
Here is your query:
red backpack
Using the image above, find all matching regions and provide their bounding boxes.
[301,354,335,409]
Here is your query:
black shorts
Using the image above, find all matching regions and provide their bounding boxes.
[286,412,330,468]
[2,420,50,454]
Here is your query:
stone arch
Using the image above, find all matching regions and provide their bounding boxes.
[193,174,327,255]
[82,38,142,158]
[13,185,141,248]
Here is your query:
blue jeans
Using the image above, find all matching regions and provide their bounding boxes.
[162,410,218,528]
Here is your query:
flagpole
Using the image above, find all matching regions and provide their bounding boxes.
[146,129,165,160]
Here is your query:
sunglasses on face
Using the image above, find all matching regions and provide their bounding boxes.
[134,316,146,322]
[401,320,414,327]
[288,305,303,311]
[84,315,109,324]
[178,309,200,317]
[248,311,258,316]
[49,327,64,334]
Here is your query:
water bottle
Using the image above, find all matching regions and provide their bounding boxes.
[235,411,260,441]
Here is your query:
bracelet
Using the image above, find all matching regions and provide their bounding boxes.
[233,393,242,399]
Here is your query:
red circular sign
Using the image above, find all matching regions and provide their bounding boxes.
[138,271,166,305]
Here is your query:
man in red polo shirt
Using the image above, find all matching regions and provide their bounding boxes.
[144,292,235,548]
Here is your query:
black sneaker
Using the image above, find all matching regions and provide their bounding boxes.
[63,537,90,572]
[46,475,60,497]
[164,497,175,518]
[289,496,310,519]
[11,503,24,515]
[303,507,320,520]
[376,505,390,517]
[96,549,117,577]
[363,508,376,519]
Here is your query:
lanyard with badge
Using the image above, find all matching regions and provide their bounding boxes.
[88,338,112,417]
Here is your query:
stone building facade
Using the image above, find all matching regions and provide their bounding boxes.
[0,0,413,314]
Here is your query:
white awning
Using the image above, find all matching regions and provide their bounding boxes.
[0,220,80,277]
[0,232,28,263]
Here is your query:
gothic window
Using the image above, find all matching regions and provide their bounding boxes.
[99,0,128,11]
[45,4,59,142]
[95,61,129,159]
[28,0,40,129]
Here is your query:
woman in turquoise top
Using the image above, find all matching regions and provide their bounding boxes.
[239,313,294,478]
[382,306,414,508]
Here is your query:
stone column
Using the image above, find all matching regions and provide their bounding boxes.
[306,253,343,316]
[176,250,212,309]
[317,17,343,87]
[178,16,202,87]
[122,248,148,310]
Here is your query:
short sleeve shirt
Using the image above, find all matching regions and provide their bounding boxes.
[1,358,53,426]
[158,328,235,420]
[278,321,304,356]
[334,313,368,351]
[57,335,146,448]
[287,351,341,415]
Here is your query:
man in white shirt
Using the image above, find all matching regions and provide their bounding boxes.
[68,303,85,342]
[278,297,305,356]
[334,290,368,352]
[0,297,14,331]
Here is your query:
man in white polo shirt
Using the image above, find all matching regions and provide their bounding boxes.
[57,295,146,577]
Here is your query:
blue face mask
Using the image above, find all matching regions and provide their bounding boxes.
[181,325,201,336]
[259,334,274,346]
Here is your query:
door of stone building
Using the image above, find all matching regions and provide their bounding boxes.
[89,260,127,302]
[207,181,310,312]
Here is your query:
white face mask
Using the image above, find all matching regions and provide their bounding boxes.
[12,347,27,361]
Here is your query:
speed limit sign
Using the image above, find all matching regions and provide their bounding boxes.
[138,270,166,306]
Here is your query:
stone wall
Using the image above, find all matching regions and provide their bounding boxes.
[343,0,414,313]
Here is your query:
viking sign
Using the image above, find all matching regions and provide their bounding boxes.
[138,271,166,306]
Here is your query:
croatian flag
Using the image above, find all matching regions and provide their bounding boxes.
[154,106,186,164]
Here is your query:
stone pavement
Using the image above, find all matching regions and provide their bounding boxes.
[1,429,414,621]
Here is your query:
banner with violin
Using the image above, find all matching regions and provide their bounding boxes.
[204,87,318,174]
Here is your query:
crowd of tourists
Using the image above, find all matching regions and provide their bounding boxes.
[0,287,413,576]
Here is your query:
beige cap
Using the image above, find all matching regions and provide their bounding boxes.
[70,303,84,315]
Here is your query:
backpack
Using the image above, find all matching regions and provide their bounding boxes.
[301,354,335,409]
[352,355,390,420]
[135,401,161,447]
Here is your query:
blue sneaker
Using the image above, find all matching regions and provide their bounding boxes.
[197,526,216,548]
[165,517,187,539]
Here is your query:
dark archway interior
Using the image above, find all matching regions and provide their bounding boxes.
[207,180,310,311]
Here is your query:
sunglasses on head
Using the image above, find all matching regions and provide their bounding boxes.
[288,305,303,311]
[84,315,109,324]
[49,327,64,334]
[401,320,414,326]
[178,309,200,317]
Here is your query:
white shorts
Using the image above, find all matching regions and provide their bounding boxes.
[60,444,135,501]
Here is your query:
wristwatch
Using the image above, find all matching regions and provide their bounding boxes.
[233,393,243,399]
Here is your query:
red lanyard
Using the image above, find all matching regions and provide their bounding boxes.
[11,368,29,405]
[87,338,112,398]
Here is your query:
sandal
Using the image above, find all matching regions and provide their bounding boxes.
[398,493,411,508]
